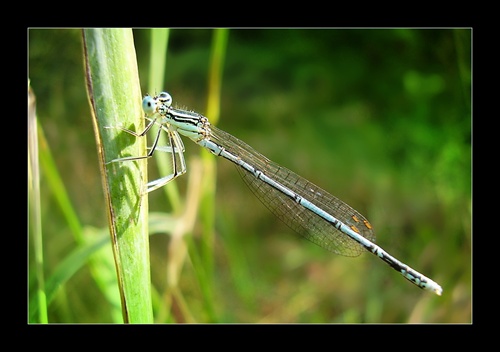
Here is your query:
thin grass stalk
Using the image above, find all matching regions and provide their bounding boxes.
[197,28,229,320]
[147,28,183,213]
[28,83,48,323]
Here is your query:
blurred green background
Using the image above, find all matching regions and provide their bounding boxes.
[28,28,471,323]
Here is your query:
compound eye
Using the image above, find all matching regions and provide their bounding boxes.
[157,92,172,107]
[142,95,157,115]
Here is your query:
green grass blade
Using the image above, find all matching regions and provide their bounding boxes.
[148,28,169,92]
[206,28,229,125]
[82,28,153,323]
[29,229,110,322]
[37,125,84,242]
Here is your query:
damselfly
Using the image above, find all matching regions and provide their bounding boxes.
[107,92,443,296]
